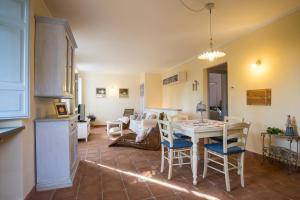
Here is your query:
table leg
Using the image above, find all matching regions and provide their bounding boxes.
[192,137,199,185]
[120,123,123,136]
[106,123,109,136]
[262,133,265,164]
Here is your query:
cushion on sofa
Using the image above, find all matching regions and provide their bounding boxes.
[147,114,157,119]
[135,127,152,142]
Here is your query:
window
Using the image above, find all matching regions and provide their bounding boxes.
[0,0,30,119]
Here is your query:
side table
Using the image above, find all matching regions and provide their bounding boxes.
[106,121,123,137]
[78,119,91,142]
[261,132,299,171]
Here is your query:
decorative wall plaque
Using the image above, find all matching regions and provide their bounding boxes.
[247,89,271,106]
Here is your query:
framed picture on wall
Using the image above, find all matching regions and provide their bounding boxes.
[96,88,106,98]
[119,88,129,98]
[53,102,69,118]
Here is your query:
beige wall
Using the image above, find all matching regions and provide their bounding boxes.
[0,1,55,199]
[81,72,141,125]
[144,73,163,109]
[162,59,204,118]
[162,10,300,154]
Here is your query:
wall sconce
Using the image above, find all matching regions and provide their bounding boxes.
[192,80,199,91]
[250,60,262,70]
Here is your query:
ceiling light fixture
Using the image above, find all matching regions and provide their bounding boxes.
[198,3,226,61]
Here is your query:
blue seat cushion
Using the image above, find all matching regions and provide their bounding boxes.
[174,132,191,139]
[210,136,238,143]
[162,139,193,149]
[204,143,245,155]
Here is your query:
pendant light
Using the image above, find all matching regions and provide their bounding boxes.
[198,3,225,61]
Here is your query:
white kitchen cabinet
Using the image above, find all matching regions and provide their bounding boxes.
[35,115,79,191]
[34,16,77,98]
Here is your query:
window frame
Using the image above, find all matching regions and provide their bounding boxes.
[0,0,30,119]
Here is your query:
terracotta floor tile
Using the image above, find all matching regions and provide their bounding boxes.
[102,190,128,200]
[28,190,55,200]
[102,179,124,192]
[30,127,300,200]
[155,194,181,200]
[126,184,152,200]
[147,182,175,197]
[52,187,77,200]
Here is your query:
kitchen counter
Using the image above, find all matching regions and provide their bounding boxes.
[0,126,25,138]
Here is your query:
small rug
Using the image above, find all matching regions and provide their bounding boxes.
[109,128,161,151]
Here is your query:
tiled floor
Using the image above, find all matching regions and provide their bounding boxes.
[29,127,300,200]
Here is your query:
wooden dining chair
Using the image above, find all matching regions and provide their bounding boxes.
[203,122,251,192]
[168,114,191,140]
[158,119,193,180]
[210,116,245,143]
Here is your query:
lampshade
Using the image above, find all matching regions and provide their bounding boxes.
[198,3,226,61]
[198,50,226,61]
[196,101,206,112]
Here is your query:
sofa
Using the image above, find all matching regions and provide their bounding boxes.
[129,111,158,135]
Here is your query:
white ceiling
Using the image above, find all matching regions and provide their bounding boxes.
[44,0,300,73]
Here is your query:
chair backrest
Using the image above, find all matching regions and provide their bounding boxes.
[223,122,251,153]
[158,118,174,147]
[224,116,245,123]
[169,114,188,121]
[123,109,134,117]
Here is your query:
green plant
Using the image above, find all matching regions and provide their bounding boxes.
[266,127,284,135]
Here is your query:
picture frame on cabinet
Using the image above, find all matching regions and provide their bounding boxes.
[54,102,69,118]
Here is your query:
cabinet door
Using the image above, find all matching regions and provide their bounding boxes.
[64,37,69,94]
[69,47,74,94]
[70,128,78,170]
[0,0,29,119]
[73,127,78,167]
[66,36,74,96]
[69,130,74,170]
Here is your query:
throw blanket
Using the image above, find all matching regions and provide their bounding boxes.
[109,126,161,151]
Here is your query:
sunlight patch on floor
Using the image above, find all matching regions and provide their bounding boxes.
[191,191,220,200]
[84,159,220,200]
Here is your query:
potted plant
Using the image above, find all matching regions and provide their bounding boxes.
[266,127,284,135]
[87,114,96,127]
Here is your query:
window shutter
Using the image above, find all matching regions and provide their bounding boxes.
[0,0,30,119]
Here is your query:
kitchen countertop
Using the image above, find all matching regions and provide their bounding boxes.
[35,114,79,122]
[0,126,25,137]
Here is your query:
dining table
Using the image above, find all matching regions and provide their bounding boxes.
[172,119,225,185]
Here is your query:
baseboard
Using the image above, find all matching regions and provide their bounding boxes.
[71,159,79,182]
[245,150,262,158]
[36,178,73,192]
[24,186,35,200]
[92,124,106,128]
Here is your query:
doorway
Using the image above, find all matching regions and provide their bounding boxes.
[207,63,228,121]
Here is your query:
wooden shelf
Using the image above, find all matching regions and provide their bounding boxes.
[261,132,300,139]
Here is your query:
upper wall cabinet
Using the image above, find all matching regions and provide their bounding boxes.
[0,0,30,119]
[35,16,77,98]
